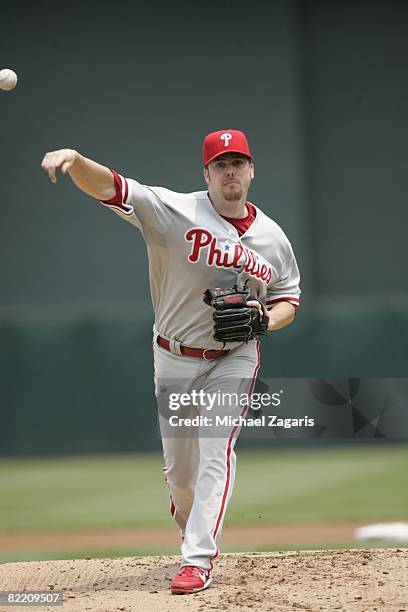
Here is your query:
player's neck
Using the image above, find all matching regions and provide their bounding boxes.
[208,193,248,219]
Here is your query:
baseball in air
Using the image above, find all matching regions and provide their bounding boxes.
[0,68,18,91]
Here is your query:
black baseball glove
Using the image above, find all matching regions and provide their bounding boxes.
[203,284,269,343]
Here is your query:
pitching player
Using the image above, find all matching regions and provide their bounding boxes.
[41,129,300,594]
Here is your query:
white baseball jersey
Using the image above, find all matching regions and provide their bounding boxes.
[100,170,301,349]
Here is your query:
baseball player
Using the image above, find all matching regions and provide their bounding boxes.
[41,129,300,594]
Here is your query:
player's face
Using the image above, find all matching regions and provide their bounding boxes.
[204,154,254,203]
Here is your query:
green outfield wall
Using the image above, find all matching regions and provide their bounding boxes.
[1,300,407,455]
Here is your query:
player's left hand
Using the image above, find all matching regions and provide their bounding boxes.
[203,284,269,344]
[247,299,263,313]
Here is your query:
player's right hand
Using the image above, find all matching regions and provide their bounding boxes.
[41,149,78,184]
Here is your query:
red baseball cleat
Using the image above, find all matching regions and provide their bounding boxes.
[171,565,213,594]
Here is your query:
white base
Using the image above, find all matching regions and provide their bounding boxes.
[355,522,408,542]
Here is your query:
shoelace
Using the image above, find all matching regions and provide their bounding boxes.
[179,566,204,578]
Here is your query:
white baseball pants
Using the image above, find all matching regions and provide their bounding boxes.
[153,330,260,570]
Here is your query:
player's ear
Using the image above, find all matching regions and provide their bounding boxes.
[203,166,210,185]
[250,162,254,179]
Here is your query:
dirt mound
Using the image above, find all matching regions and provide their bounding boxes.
[0,549,406,611]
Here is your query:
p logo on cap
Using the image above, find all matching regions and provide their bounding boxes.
[220,132,232,147]
[203,129,252,166]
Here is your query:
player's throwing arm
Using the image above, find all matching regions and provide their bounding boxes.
[41,149,116,201]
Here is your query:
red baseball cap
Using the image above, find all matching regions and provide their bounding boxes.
[203,129,252,166]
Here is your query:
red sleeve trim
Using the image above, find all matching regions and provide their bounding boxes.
[99,170,134,216]
[267,296,299,308]
[100,169,123,205]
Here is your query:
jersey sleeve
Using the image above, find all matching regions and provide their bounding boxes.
[266,240,301,309]
[99,169,170,233]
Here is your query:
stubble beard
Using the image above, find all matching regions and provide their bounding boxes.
[223,187,243,202]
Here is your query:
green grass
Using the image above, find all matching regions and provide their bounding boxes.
[231,443,408,524]
[0,445,407,533]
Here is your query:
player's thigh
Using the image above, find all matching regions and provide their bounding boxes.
[207,339,260,381]
[203,341,260,414]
